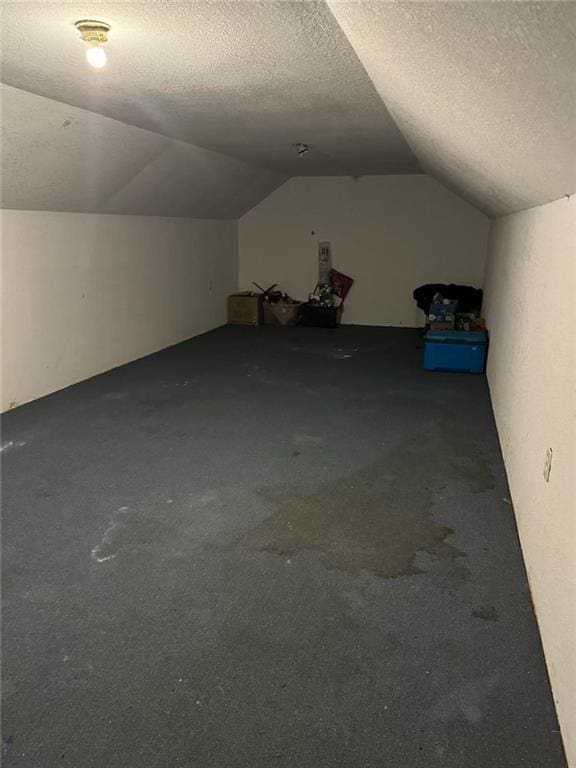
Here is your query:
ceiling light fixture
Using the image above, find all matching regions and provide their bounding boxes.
[75,19,111,69]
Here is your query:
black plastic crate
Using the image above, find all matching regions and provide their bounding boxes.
[299,303,341,328]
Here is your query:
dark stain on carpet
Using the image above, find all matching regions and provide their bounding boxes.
[241,444,494,578]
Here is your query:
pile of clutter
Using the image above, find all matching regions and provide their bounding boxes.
[413,283,488,374]
[427,298,486,332]
[300,243,353,327]
[227,241,353,328]
[413,284,485,332]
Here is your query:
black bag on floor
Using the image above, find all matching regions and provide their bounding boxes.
[413,284,483,314]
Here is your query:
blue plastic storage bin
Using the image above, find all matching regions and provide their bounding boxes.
[424,330,488,373]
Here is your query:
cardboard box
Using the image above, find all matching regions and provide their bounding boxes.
[429,320,455,331]
[264,301,301,326]
[228,293,263,325]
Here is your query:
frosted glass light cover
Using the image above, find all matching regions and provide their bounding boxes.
[86,46,107,68]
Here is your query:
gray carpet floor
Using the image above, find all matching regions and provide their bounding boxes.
[1,325,567,767]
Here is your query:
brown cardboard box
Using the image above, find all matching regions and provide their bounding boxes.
[264,301,301,326]
[228,293,263,325]
[429,320,455,331]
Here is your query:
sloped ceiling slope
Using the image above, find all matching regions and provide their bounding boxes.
[0,85,286,218]
[0,0,419,177]
[2,1,574,219]
[328,0,576,216]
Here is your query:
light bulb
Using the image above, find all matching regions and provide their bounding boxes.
[86,46,107,69]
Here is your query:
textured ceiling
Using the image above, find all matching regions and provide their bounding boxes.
[1,1,575,218]
[328,0,576,216]
[0,0,419,177]
[0,85,286,218]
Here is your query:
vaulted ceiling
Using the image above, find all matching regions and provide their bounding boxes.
[1,1,575,218]
[1,84,286,218]
[327,0,576,217]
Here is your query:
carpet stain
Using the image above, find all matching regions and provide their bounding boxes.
[91,506,175,564]
[472,605,499,622]
[427,671,501,723]
[242,448,480,578]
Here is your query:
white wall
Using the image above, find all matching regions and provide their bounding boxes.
[483,196,576,766]
[1,210,237,411]
[239,176,488,326]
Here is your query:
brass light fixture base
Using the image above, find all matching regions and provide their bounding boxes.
[74,19,111,46]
